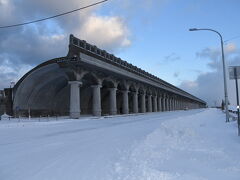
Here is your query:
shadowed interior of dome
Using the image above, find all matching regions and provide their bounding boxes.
[13,63,70,116]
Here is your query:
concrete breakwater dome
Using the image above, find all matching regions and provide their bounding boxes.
[13,35,206,118]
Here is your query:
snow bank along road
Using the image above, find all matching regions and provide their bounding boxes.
[0,109,240,180]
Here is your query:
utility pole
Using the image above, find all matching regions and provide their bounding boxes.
[189,28,230,122]
[229,66,240,136]
[234,67,240,135]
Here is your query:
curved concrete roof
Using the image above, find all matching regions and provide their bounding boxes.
[13,58,69,111]
[12,35,206,114]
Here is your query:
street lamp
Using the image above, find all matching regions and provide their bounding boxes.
[10,81,15,102]
[189,28,230,122]
[10,81,15,117]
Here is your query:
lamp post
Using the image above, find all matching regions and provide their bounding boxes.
[189,28,230,122]
[10,81,15,102]
[10,81,15,117]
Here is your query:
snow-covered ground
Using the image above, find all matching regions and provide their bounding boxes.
[0,108,240,180]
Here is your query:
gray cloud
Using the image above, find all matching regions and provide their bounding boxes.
[173,71,180,78]
[0,0,133,89]
[196,47,220,61]
[179,44,240,106]
[156,53,181,67]
[165,53,181,62]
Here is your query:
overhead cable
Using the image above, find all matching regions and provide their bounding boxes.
[0,0,108,29]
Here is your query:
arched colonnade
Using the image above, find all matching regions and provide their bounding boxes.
[68,70,202,118]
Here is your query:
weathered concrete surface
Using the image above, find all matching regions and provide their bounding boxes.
[11,35,206,118]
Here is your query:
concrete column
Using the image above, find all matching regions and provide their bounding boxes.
[140,92,146,113]
[109,88,117,115]
[92,84,102,116]
[173,98,176,110]
[166,96,169,111]
[158,96,162,111]
[169,98,171,111]
[69,81,82,119]
[172,98,174,110]
[122,90,129,114]
[172,98,175,111]
[147,94,152,112]
[175,99,178,110]
[169,98,172,111]
[133,90,139,113]
[162,96,165,111]
[153,96,157,112]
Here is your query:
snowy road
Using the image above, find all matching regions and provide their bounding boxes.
[0,109,240,180]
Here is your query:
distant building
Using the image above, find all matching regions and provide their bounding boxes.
[0,89,13,116]
[0,90,4,115]
[8,35,206,118]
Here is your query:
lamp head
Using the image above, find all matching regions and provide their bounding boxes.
[189,28,198,31]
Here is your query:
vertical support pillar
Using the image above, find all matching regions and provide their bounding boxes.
[109,87,117,115]
[153,95,157,112]
[175,99,178,110]
[133,90,139,113]
[148,94,152,112]
[169,97,172,111]
[172,98,175,110]
[158,96,162,111]
[69,81,82,119]
[175,99,177,110]
[92,84,102,116]
[172,98,175,111]
[169,98,172,111]
[173,98,176,111]
[162,95,165,111]
[122,90,129,114]
[166,96,169,111]
[141,91,146,113]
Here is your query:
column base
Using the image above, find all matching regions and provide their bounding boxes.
[70,112,80,119]
[109,110,117,115]
[93,110,102,116]
[133,110,138,114]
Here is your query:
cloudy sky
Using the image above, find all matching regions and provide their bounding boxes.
[0,0,240,106]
